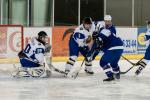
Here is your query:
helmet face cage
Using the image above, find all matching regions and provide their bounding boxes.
[37,31,48,44]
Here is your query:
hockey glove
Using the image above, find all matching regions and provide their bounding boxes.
[92,32,103,48]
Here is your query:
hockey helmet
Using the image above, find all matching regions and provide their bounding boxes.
[38,31,47,38]
[37,31,48,45]
[104,15,112,21]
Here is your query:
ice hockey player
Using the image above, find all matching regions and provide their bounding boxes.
[135,21,150,75]
[13,31,51,78]
[65,17,95,76]
[96,15,116,35]
[90,15,117,61]
[92,28,123,82]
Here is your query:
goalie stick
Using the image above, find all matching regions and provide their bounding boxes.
[48,63,68,75]
[120,57,143,74]
[43,57,68,75]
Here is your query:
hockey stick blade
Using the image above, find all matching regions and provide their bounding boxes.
[72,59,85,79]
[120,66,135,74]
[48,64,68,75]
[72,50,96,79]
[72,71,80,79]
[120,58,144,74]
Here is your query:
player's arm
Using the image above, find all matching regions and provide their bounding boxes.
[18,50,28,58]
[18,43,32,58]
[45,43,51,53]
[92,31,103,48]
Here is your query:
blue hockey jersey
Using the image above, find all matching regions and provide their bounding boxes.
[98,28,123,52]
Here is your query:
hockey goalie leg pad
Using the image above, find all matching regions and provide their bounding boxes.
[27,67,46,78]
[12,67,31,78]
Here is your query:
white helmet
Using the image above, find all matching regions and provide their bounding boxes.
[104,15,112,21]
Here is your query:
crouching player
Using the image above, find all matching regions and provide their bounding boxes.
[13,31,51,78]
[65,17,95,75]
[92,28,123,81]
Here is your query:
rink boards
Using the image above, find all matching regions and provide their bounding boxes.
[0,26,147,63]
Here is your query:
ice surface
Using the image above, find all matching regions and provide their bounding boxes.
[0,60,150,100]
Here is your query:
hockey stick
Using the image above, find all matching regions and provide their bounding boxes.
[71,58,85,79]
[120,57,143,74]
[72,50,96,79]
[121,56,137,66]
[48,63,68,75]
[43,57,68,75]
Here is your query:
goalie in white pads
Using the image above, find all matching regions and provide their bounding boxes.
[13,31,51,78]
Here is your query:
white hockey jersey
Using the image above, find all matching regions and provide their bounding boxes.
[73,22,95,47]
[23,37,45,64]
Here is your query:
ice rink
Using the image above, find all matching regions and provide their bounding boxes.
[0,60,150,100]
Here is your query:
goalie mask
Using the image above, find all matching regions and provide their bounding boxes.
[37,31,48,45]
[82,17,92,31]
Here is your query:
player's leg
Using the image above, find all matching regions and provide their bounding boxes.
[135,45,150,75]
[100,52,114,81]
[100,49,123,81]
[79,46,94,74]
[109,49,123,79]
[84,59,94,74]
[65,37,79,74]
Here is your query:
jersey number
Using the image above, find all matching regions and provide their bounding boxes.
[24,44,31,53]
[35,48,44,54]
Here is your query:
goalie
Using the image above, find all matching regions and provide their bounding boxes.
[13,31,52,78]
